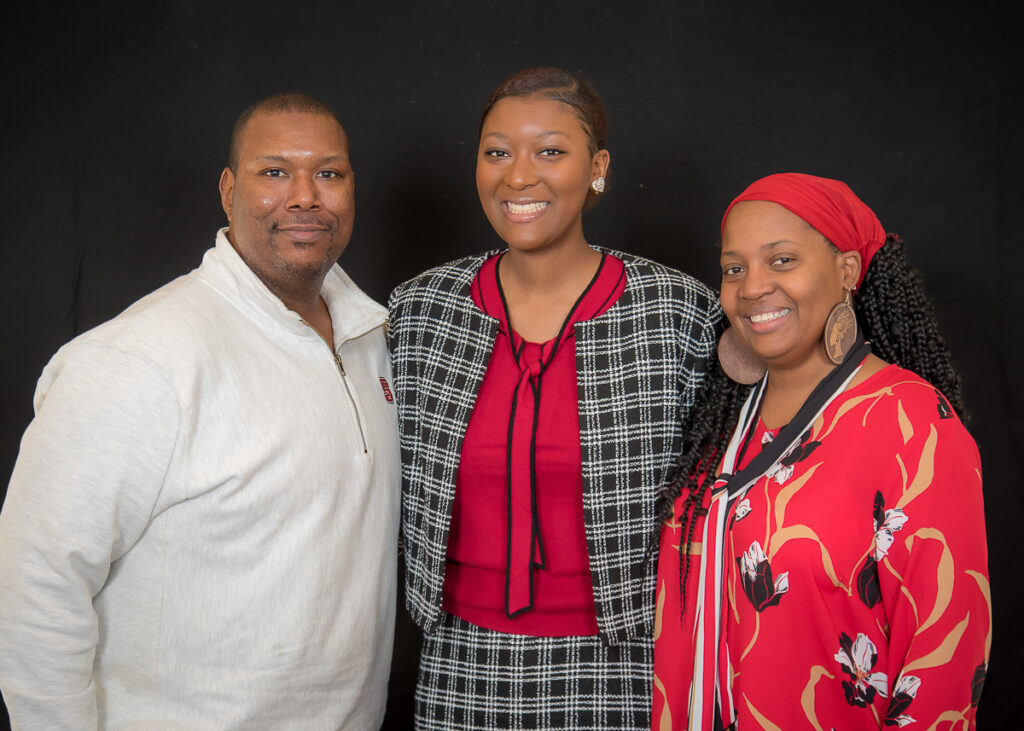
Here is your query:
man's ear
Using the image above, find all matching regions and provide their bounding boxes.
[218,167,235,223]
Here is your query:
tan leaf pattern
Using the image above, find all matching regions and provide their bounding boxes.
[744,695,784,731]
[773,462,822,531]
[904,528,953,637]
[896,424,937,509]
[901,613,970,674]
[769,524,846,591]
[800,666,835,731]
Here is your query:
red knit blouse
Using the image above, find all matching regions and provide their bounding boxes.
[442,251,626,636]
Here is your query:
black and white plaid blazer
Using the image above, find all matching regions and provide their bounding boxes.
[388,248,721,644]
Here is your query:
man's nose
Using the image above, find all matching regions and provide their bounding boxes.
[286,174,321,209]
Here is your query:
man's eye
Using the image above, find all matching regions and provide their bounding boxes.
[317,170,340,179]
[262,169,285,178]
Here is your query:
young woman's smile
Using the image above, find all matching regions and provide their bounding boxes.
[476,95,609,254]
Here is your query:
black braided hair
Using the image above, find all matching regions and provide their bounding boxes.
[654,355,749,614]
[855,234,968,421]
[656,233,968,616]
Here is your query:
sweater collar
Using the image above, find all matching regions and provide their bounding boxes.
[202,228,387,348]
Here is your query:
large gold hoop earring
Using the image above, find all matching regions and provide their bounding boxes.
[823,289,857,365]
[717,327,766,384]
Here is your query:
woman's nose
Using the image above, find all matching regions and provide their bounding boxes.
[505,155,538,189]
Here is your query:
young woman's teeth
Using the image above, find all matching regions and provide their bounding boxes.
[506,201,548,214]
[750,309,790,323]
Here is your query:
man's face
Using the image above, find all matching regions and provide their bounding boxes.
[219,110,355,297]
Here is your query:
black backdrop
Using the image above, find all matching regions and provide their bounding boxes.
[2,2,1021,728]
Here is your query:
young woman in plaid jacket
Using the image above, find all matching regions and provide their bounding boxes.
[388,67,721,730]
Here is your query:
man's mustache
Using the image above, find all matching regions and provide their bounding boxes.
[273,214,333,230]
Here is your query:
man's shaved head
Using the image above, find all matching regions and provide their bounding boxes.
[228,92,342,172]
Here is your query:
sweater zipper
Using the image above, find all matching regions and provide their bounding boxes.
[307,325,369,454]
[332,350,369,454]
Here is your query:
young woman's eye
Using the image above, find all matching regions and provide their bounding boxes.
[483,149,509,159]
[722,265,744,277]
[539,148,565,157]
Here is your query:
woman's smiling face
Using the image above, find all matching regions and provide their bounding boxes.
[720,200,861,374]
[476,95,608,254]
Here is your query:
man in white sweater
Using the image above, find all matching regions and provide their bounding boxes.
[0,94,401,729]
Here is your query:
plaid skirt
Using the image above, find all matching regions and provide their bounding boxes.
[415,612,654,730]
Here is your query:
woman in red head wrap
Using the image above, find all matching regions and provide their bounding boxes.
[652,173,990,729]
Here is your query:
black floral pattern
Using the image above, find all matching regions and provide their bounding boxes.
[780,427,822,466]
[737,540,789,612]
[871,491,908,562]
[835,631,889,707]
[761,428,825,485]
[971,662,987,707]
[884,675,921,726]
[856,556,881,608]
[858,491,903,609]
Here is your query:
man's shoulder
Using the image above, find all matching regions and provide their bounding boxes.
[81,269,220,347]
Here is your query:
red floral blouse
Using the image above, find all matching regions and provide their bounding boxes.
[653,364,990,729]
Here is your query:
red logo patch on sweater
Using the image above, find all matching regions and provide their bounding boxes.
[379,377,394,403]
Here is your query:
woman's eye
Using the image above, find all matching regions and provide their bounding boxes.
[722,265,743,276]
[539,148,565,157]
[484,149,509,159]
[772,256,795,267]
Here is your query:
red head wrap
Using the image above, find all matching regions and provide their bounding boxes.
[721,173,888,288]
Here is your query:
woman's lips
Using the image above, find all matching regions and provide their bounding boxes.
[502,200,549,222]
[745,307,791,332]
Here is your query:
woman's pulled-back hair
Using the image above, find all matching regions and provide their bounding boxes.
[479,66,608,154]
[656,233,968,615]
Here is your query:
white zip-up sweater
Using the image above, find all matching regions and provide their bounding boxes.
[0,230,400,730]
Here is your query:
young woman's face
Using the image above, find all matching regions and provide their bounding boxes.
[476,95,608,254]
[720,200,860,373]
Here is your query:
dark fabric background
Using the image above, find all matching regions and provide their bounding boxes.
[2,2,1020,728]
